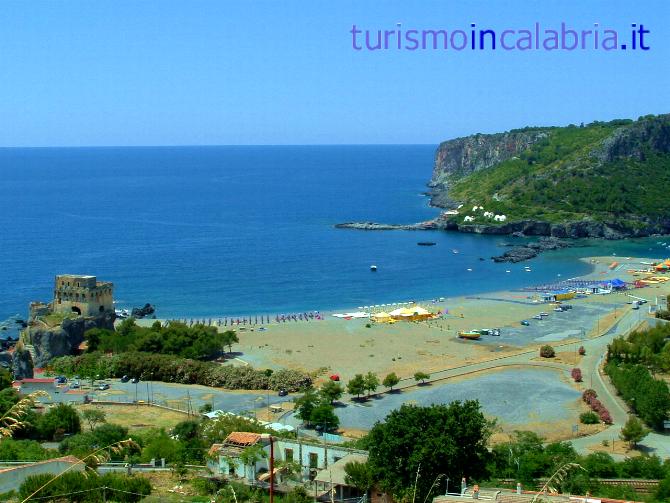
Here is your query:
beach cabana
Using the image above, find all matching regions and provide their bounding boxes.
[389,306,433,321]
[371,311,392,323]
[610,278,626,289]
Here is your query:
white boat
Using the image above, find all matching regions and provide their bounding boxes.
[370,265,377,271]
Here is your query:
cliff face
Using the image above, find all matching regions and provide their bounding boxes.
[23,311,115,368]
[336,114,670,239]
[429,129,549,207]
[428,115,670,236]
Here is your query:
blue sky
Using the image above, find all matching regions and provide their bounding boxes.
[0,0,668,146]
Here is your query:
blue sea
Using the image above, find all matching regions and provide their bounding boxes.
[1,146,668,323]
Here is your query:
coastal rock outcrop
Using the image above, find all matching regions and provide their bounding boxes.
[491,237,572,263]
[12,348,34,379]
[0,351,12,371]
[23,310,115,368]
[131,303,155,319]
[335,221,439,231]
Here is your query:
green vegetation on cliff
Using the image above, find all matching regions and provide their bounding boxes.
[438,114,670,228]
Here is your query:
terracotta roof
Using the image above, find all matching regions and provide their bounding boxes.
[16,378,54,384]
[224,432,263,446]
[208,443,225,457]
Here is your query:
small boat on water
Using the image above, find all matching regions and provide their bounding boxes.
[417,242,436,246]
[370,265,377,271]
[458,330,481,340]
[452,249,459,254]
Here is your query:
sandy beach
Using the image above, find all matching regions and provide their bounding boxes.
[138,254,670,383]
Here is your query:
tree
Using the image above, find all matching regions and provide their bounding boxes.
[36,404,81,441]
[540,345,556,358]
[239,443,267,480]
[0,368,12,391]
[344,460,376,496]
[581,452,618,478]
[364,372,379,397]
[620,416,649,448]
[347,374,366,399]
[320,380,343,405]
[366,402,492,501]
[414,371,430,384]
[221,330,239,354]
[310,404,339,432]
[382,372,400,391]
[81,409,106,432]
[141,429,181,463]
[294,389,319,425]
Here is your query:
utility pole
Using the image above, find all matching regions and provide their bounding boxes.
[269,436,275,503]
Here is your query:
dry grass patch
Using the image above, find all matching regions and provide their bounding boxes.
[588,439,643,457]
[77,403,191,432]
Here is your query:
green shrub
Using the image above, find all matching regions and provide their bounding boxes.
[50,352,312,392]
[580,412,599,424]
[19,472,151,502]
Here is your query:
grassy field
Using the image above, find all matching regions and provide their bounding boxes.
[77,403,192,431]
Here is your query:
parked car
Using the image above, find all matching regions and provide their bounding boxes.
[55,376,67,384]
[520,320,530,326]
[71,381,80,389]
[120,375,130,383]
[97,383,110,390]
[533,314,542,320]
[278,389,288,397]
[130,377,140,384]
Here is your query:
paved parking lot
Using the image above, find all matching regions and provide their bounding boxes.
[20,378,292,416]
[476,302,618,347]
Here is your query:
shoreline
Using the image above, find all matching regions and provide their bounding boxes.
[136,254,605,325]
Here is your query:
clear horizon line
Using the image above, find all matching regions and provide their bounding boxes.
[0,142,439,149]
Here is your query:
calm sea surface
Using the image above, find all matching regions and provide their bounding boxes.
[1,146,667,321]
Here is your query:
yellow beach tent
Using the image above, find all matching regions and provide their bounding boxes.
[372,312,392,323]
[389,306,433,321]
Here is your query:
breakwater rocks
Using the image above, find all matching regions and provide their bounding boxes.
[491,237,572,263]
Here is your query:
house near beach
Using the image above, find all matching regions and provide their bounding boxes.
[207,432,371,502]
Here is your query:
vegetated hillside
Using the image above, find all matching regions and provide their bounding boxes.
[430,114,670,237]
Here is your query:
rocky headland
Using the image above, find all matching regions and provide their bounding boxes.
[337,114,670,239]
[1,310,115,378]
